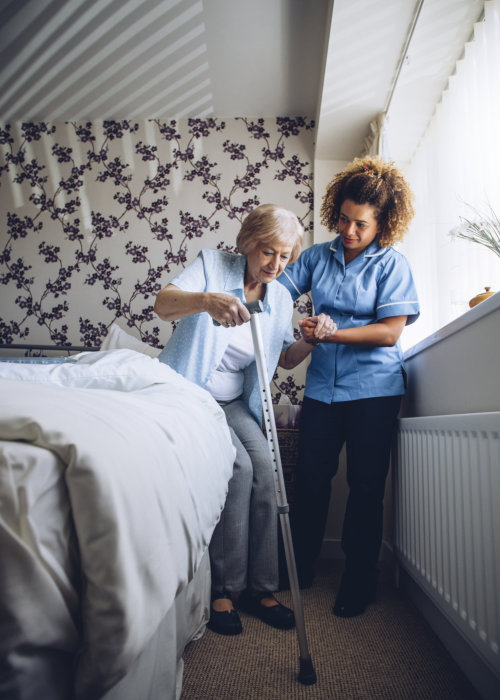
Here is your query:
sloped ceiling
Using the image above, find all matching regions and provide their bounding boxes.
[0,0,486,162]
[0,0,329,121]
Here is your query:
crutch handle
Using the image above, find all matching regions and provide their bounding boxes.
[243,300,263,314]
[212,299,263,325]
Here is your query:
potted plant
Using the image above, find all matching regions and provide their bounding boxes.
[451,202,500,258]
[450,203,499,307]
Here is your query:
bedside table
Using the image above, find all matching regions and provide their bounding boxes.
[275,428,299,505]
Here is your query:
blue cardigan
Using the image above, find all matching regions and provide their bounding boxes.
[158,249,295,423]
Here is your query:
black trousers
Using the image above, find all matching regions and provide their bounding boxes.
[291,394,401,580]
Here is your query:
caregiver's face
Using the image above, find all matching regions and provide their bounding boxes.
[338,199,380,262]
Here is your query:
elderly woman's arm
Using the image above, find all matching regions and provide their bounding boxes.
[279,314,336,369]
[154,284,250,326]
[279,338,315,369]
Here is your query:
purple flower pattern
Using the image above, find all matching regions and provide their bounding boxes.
[0,118,315,402]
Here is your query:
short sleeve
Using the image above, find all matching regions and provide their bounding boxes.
[281,322,296,351]
[169,251,207,292]
[376,252,420,325]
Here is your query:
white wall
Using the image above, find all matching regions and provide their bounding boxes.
[401,292,500,418]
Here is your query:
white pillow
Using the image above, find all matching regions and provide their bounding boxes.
[0,349,174,392]
[100,323,161,358]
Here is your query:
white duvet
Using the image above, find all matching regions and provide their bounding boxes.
[0,350,235,698]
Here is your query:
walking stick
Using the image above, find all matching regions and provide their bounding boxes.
[245,300,317,685]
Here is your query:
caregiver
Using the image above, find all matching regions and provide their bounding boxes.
[279,156,420,618]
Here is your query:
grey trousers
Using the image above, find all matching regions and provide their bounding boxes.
[209,398,278,596]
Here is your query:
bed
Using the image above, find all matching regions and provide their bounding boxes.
[0,328,235,700]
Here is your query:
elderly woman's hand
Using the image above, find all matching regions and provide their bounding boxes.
[207,293,251,327]
[298,314,337,344]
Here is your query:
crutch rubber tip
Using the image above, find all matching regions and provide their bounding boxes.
[298,657,317,685]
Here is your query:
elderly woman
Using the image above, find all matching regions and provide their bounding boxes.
[154,203,334,636]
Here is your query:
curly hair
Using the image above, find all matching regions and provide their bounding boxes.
[320,156,415,247]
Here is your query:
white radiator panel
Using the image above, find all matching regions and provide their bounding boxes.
[394,412,500,677]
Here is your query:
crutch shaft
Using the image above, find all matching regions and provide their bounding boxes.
[248,310,317,685]
[212,301,317,685]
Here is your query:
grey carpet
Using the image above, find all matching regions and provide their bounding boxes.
[181,560,480,700]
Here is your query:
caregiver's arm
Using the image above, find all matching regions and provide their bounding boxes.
[299,315,407,347]
[154,284,250,325]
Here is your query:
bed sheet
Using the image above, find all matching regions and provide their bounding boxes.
[0,440,80,699]
[0,350,235,699]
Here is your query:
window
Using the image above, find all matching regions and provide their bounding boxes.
[399,0,500,349]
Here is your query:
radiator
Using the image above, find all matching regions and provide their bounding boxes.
[393,412,500,678]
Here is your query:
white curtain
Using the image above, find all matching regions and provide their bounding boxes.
[363,112,390,159]
[397,0,500,349]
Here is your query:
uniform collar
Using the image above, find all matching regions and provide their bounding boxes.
[329,235,385,263]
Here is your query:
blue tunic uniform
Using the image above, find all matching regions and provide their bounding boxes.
[279,236,420,402]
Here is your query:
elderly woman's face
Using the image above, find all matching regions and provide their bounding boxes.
[245,240,293,287]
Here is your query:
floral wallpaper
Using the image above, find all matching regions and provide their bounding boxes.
[0,117,315,402]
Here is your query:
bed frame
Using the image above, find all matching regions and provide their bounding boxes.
[0,343,99,354]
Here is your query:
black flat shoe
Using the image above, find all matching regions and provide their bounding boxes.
[333,592,369,618]
[238,590,295,630]
[207,596,243,636]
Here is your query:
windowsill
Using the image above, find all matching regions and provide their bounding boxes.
[404,291,500,361]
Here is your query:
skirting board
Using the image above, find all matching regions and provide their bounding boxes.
[398,566,500,700]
